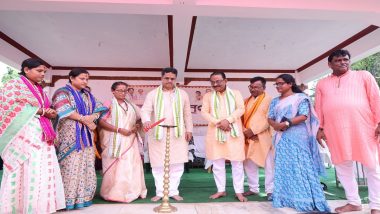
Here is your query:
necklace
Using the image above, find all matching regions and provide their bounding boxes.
[118,100,129,113]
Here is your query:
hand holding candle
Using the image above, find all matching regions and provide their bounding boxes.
[143,118,166,132]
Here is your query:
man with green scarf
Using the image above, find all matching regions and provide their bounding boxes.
[141,67,193,202]
[201,71,247,202]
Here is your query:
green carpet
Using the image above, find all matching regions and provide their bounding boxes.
[0,167,369,204]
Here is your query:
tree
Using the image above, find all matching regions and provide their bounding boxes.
[1,67,19,85]
[351,52,380,86]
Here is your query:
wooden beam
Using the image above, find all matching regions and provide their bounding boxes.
[297,25,379,72]
[51,66,162,71]
[186,68,294,73]
[50,75,161,87]
[0,31,51,67]
[184,16,197,71]
[168,15,174,67]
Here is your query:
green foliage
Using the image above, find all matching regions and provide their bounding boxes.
[1,67,19,85]
[351,52,380,86]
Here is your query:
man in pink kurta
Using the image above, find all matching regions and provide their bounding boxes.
[315,49,380,214]
[141,67,193,202]
[201,71,247,202]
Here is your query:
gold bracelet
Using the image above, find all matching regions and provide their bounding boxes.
[93,113,100,121]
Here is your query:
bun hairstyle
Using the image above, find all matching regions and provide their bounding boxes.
[276,74,303,93]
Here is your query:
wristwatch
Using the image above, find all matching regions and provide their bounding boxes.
[285,118,293,127]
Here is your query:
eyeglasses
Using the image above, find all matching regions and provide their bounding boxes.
[273,82,287,87]
[248,85,262,90]
[115,90,128,93]
[210,80,225,85]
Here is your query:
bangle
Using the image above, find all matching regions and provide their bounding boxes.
[78,115,83,122]
[116,128,120,133]
[41,108,45,116]
[93,113,100,122]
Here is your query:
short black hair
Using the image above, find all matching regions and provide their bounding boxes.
[210,71,226,79]
[250,76,266,87]
[328,49,351,62]
[111,81,128,91]
[162,67,178,76]
[68,68,89,83]
[20,58,47,76]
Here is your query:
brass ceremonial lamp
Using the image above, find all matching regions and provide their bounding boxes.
[154,125,177,213]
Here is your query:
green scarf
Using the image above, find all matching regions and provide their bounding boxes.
[211,87,239,143]
[108,97,137,157]
[154,86,183,140]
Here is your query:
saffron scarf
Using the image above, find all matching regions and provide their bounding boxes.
[243,93,266,128]
[108,97,138,158]
[153,86,183,140]
[211,87,239,143]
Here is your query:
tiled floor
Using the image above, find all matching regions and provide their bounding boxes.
[63,200,370,214]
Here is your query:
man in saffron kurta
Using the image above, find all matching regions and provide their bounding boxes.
[242,77,274,200]
[201,71,247,202]
[315,49,380,214]
[141,67,193,202]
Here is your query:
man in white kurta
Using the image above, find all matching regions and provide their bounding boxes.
[141,67,193,201]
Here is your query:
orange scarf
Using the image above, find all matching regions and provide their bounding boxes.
[243,93,266,128]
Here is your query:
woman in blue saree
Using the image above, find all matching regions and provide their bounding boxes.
[268,74,330,212]
[52,68,107,210]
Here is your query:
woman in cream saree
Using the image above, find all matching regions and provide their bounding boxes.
[98,81,147,202]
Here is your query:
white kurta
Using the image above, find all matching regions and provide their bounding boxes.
[140,87,193,168]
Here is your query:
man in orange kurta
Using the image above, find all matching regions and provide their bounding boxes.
[242,77,274,200]
[201,71,247,202]
[315,49,380,214]
[141,67,193,202]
